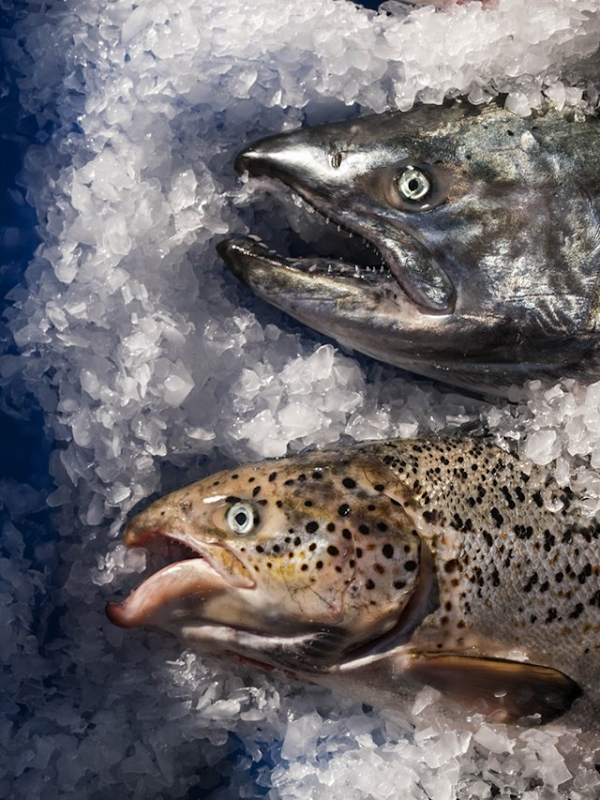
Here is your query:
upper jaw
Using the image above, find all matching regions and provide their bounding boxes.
[105,527,255,630]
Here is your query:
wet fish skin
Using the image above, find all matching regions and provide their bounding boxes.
[107,435,598,726]
[218,103,600,395]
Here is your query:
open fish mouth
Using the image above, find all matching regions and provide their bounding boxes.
[105,529,255,629]
[219,189,394,288]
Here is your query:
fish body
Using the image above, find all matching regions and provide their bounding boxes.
[218,103,600,396]
[107,436,599,727]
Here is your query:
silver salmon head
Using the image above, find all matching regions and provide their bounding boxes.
[106,449,423,672]
[218,103,600,395]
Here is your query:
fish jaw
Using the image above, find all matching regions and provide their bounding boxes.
[219,104,600,394]
[217,236,457,379]
[106,524,256,631]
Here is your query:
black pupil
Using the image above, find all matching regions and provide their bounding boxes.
[235,511,248,527]
[408,178,420,192]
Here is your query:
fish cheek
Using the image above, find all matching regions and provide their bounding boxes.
[340,488,422,642]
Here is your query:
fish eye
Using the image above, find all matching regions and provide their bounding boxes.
[226,502,258,536]
[396,166,431,202]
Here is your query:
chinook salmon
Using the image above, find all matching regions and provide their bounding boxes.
[107,436,599,727]
[217,103,600,396]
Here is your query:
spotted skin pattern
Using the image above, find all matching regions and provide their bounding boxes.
[110,435,600,725]
[361,437,600,720]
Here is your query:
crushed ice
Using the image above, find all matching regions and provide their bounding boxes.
[3,0,600,797]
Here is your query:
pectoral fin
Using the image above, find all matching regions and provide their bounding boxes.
[405,653,582,724]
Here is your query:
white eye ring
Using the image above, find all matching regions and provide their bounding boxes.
[397,166,431,202]
[226,502,257,536]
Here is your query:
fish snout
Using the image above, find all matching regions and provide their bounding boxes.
[234,131,343,192]
[234,134,299,180]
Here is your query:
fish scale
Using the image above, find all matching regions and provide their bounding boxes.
[360,437,600,722]
[107,435,599,727]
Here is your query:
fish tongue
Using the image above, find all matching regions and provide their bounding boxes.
[105,560,233,629]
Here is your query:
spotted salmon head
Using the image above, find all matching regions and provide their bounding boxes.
[106,449,423,672]
[218,103,600,395]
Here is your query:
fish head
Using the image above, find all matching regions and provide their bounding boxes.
[219,103,600,393]
[106,451,422,672]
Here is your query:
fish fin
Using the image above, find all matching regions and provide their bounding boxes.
[405,652,582,724]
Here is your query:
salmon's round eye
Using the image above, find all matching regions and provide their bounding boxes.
[226,502,258,536]
[397,166,431,202]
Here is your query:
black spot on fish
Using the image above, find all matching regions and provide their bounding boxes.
[316,561,323,570]
[359,525,370,535]
[342,529,351,540]
[342,477,356,489]
[523,573,539,593]
[491,508,504,528]
[327,523,335,532]
[327,545,339,556]
[268,472,277,482]
[382,544,394,559]
[366,579,375,590]
[545,607,558,624]
[570,603,585,619]
[252,486,261,497]
[404,560,417,572]
[532,491,544,508]
[338,504,351,517]
[306,521,319,534]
